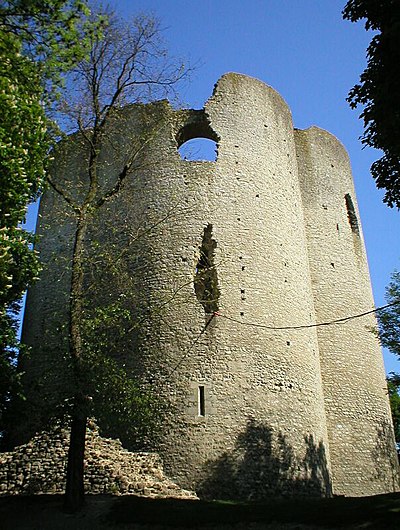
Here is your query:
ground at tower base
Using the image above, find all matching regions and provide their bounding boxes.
[1,492,400,529]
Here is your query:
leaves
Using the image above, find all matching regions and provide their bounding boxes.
[343,0,400,208]
[0,1,94,98]
[378,270,400,357]
[387,373,400,443]
[0,31,45,421]
[0,1,97,430]
[377,270,400,442]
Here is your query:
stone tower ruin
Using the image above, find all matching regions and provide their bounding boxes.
[20,73,399,498]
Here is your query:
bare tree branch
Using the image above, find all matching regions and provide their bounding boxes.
[46,175,80,213]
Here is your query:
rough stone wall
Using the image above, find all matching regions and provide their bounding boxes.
[104,73,331,497]
[16,73,398,499]
[295,127,400,495]
[0,423,197,498]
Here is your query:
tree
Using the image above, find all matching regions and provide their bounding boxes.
[0,32,45,424]
[377,270,400,357]
[377,269,400,445]
[387,373,400,445]
[37,10,187,512]
[0,0,94,431]
[342,0,400,208]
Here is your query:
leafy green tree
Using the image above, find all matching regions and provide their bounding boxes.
[0,1,92,81]
[0,30,47,428]
[377,270,400,444]
[342,0,400,208]
[0,0,95,410]
[378,270,400,357]
[387,373,400,444]
[0,0,97,492]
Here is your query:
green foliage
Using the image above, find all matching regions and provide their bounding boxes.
[343,0,400,208]
[377,270,400,357]
[0,35,47,225]
[0,31,46,423]
[78,262,160,444]
[378,270,400,443]
[387,373,400,443]
[0,1,94,94]
[0,0,98,428]
[81,348,158,445]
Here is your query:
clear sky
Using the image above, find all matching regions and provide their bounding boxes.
[27,1,400,373]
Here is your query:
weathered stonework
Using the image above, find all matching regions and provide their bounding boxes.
[17,73,399,498]
[0,422,197,498]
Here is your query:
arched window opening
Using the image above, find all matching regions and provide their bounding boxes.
[178,137,218,161]
[176,111,219,162]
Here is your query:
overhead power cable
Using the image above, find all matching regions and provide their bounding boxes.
[214,300,400,331]
[163,300,400,376]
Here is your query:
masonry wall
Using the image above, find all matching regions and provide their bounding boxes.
[135,73,332,497]
[295,127,399,495]
[0,423,197,498]
[17,73,398,499]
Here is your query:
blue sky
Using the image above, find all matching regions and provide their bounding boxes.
[27,1,400,373]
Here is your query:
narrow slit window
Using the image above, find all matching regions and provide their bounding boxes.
[198,385,205,417]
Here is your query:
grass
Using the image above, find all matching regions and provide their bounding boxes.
[0,492,399,529]
[108,493,400,528]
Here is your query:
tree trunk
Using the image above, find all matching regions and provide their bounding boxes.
[64,404,87,512]
[64,211,89,511]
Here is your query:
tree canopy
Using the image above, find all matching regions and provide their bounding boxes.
[0,0,94,429]
[0,30,46,420]
[387,373,400,445]
[378,270,400,358]
[377,269,400,444]
[343,0,400,208]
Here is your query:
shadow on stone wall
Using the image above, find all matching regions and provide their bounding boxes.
[372,419,400,492]
[198,417,332,500]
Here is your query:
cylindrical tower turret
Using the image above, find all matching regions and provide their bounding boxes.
[65,73,331,497]
[295,126,399,496]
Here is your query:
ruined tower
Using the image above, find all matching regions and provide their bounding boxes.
[20,74,399,498]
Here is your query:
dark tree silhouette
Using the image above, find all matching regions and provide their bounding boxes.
[343,0,400,208]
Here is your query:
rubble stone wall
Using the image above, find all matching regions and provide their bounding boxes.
[0,423,197,499]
